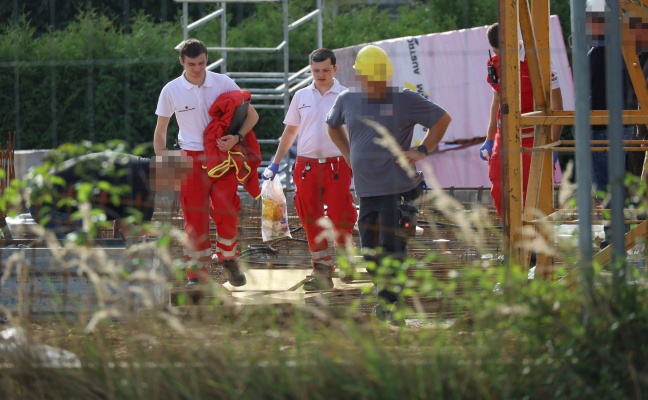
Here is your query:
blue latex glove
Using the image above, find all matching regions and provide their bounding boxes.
[263,163,280,180]
[480,139,495,161]
[553,152,558,166]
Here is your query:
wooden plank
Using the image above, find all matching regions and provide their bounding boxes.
[522,0,555,277]
[500,0,523,266]
[522,110,648,125]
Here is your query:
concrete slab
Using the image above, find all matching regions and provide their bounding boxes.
[224,268,309,292]
[219,267,374,307]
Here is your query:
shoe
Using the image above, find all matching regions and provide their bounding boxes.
[303,262,334,291]
[186,278,200,287]
[372,301,405,326]
[339,270,355,284]
[222,260,247,287]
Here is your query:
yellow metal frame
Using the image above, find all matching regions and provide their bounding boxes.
[500,0,648,278]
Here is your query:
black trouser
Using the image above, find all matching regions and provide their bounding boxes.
[358,194,408,304]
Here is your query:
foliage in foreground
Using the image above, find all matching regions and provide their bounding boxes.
[0,145,647,399]
[0,268,647,400]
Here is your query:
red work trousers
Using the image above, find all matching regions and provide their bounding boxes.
[488,130,534,219]
[181,150,240,269]
[292,156,357,259]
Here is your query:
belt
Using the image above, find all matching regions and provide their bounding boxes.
[295,156,342,164]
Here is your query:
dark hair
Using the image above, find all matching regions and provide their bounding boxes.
[180,39,208,60]
[309,48,336,66]
[487,23,499,49]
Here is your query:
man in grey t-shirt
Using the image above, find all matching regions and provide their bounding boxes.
[326,45,451,320]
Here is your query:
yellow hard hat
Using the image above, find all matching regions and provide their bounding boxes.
[353,45,393,82]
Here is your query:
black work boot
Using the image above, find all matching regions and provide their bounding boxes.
[222,259,247,287]
[303,262,334,291]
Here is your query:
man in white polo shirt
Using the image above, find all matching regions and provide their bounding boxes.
[153,38,259,287]
[263,48,357,291]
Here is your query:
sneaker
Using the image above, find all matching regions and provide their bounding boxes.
[222,260,247,287]
[303,262,334,291]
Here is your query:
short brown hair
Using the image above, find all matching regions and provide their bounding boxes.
[487,23,499,49]
[309,48,336,66]
[179,39,208,60]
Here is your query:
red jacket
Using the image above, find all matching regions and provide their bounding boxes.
[203,90,262,199]
[487,54,534,133]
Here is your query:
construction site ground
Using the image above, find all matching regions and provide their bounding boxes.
[3,188,575,322]
[158,188,510,319]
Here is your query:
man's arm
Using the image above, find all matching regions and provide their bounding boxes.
[154,116,171,156]
[218,105,260,151]
[327,125,351,164]
[487,91,499,140]
[239,105,260,136]
[406,112,452,164]
[550,87,564,142]
[272,125,299,164]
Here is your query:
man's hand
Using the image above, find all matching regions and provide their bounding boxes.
[217,134,240,152]
[263,163,280,180]
[405,148,427,166]
[480,139,495,161]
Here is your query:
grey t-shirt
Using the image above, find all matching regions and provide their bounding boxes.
[326,88,447,197]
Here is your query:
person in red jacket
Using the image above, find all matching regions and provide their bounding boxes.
[203,89,262,199]
[153,39,259,287]
[479,23,563,218]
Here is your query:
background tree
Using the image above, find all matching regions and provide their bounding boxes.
[0,0,571,152]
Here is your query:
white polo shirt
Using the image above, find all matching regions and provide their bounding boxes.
[284,78,347,158]
[156,71,240,151]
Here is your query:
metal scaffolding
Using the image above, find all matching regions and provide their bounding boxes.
[173,0,322,112]
[499,0,648,284]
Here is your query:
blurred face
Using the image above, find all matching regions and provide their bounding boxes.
[310,59,337,88]
[179,53,207,83]
[628,15,648,51]
[355,74,388,98]
[152,153,193,192]
[586,12,607,46]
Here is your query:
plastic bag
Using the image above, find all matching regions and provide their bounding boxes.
[260,177,291,241]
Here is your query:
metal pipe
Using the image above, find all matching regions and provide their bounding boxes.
[187,9,225,30]
[233,78,287,83]
[206,59,224,71]
[207,42,285,52]
[250,94,286,100]
[275,65,312,90]
[605,0,626,282]
[182,2,189,41]
[570,0,594,284]
[282,0,290,113]
[228,72,288,77]
[221,2,227,73]
[289,76,314,93]
[253,104,288,109]
[248,88,286,93]
[317,0,322,48]
[288,9,321,30]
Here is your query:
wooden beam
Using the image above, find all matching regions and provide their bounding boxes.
[522,109,648,125]
[523,0,554,279]
[500,0,523,267]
